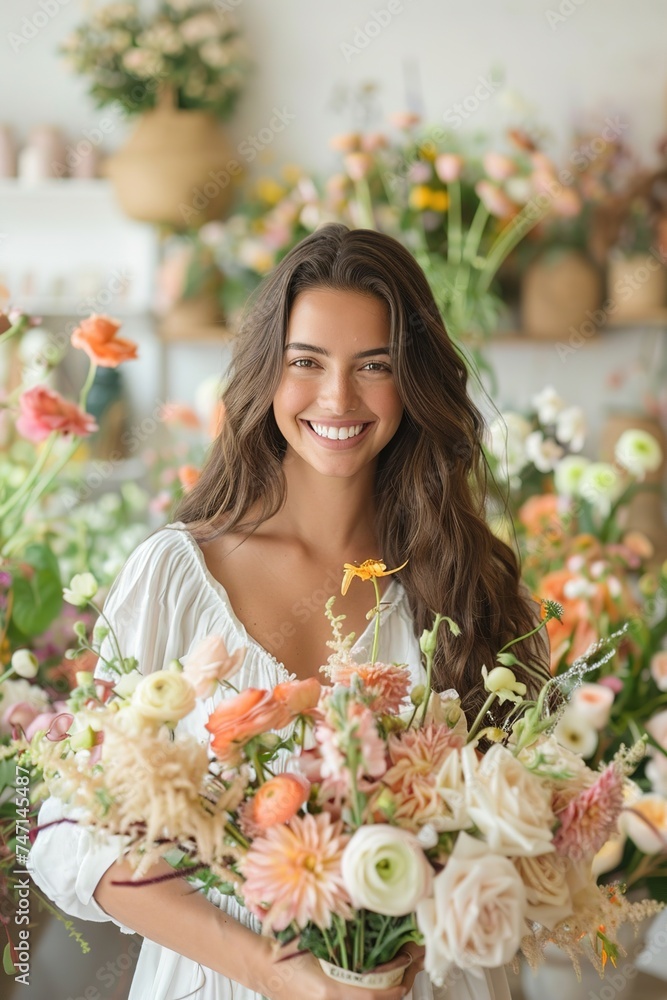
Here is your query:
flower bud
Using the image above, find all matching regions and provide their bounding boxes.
[69,725,96,751]
[166,658,183,673]
[410,684,426,706]
[484,666,518,693]
[76,670,94,688]
[11,649,39,679]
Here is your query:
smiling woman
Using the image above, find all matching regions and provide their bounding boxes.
[29,223,546,1000]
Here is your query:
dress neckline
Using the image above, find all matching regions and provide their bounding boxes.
[166,520,405,682]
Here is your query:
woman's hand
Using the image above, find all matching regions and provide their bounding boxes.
[261,944,416,1000]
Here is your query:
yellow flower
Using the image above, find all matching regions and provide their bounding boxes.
[417,143,437,162]
[408,185,433,211]
[254,178,286,205]
[428,190,449,212]
[281,163,304,185]
[341,558,409,596]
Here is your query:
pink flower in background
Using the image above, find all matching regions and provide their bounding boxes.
[343,152,373,182]
[483,152,517,182]
[326,660,411,715]
[388,111,421,130]
[160,402,201,429]
[650,652,667,692]
[476,180,516,219]
[553,763,624,861]
[239,812,352,932]
[435,154,464,183]
[16,385,98,442]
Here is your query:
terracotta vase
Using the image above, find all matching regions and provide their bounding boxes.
[105,87,240,227]
[600,411,667,567]
[607,251,667,320]
[521,248,603,340]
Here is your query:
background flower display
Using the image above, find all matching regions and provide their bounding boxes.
[486,386,667,902]
[60,0,251,118]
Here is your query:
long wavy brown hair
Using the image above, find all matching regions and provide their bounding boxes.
[174,222,550,726]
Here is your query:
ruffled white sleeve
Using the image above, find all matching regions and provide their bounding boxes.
[27,526,187,935]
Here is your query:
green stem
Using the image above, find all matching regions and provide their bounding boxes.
[355,177,375,229]
[321,926,337,964]
[370,577,381,665]
[0,314,29,347]
[498,619,548,654]
[447,180,462,265]
[467,691,498,743]
[462,201,489,263]
[333,914,349,970]
[477,207,546,296]
[0,432,57,521]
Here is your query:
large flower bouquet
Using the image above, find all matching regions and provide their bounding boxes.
[20,559,663,989]
[60,0,251,118]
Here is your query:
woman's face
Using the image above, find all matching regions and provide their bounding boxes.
[273,287,404,477]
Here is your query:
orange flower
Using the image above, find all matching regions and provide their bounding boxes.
[341,558,408,596]
[273,678,321,716]
[177,465,201,492]
[326,661,411,714]
[161,402,201,429]
[540,568,599,672]
[246,773,310,832]
[205,689,291,762]
[71,314,138,368]
[518,494,563,537]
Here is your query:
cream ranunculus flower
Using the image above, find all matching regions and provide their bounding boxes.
[615,428,663,481]
[620,794,667,854]
[341,824,433,917]
[416,831,527,986]
[131,671,196,727]
[513,852,573,929]
[463,744,555,856]
[181,634,247,699]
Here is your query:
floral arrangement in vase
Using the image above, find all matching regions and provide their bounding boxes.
[19,558,664,989]
[60,0,251,118]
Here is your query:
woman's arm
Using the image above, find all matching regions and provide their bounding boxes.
[92,856,273,994]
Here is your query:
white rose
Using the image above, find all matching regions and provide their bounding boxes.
[131,672,196,726]
[416,831,526,985]
[570,683,615,730]
[514,852,573,929]
[341,824,433,916]
[525,431,565,473]
[463,744,555,856]
[532,385,566,425]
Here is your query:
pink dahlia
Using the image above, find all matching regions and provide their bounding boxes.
[327,660,411,714]
[383,723,464,826]
[239,812,352,933]
[553,763,624,861]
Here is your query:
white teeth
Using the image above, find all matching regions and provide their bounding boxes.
[310,422,365,441]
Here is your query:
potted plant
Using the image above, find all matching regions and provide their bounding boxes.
[60,0,252,226]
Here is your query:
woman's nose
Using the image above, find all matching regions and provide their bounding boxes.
[318,372,359,414]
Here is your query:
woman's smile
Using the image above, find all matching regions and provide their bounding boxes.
[300,418,375,449]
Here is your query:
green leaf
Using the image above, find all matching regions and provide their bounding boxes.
[11,542,62,636]
[3,941,16,975]
[645,876,667,904]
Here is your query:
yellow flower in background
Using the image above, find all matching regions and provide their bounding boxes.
[408,185,433,210]
[341,558,409,596]
[428,190,449,212]
[417,143,437,162]
[255,177,286,205]
[281,163,305,185]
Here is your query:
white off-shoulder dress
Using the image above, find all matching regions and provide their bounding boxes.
[28,521,511,1000]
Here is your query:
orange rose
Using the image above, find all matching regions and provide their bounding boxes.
[247,773,310,831]
[273,678,321,717]
[518,494,563,537]
[205,689,292,762]
[71,314,138,368]
[178,465,201,492]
